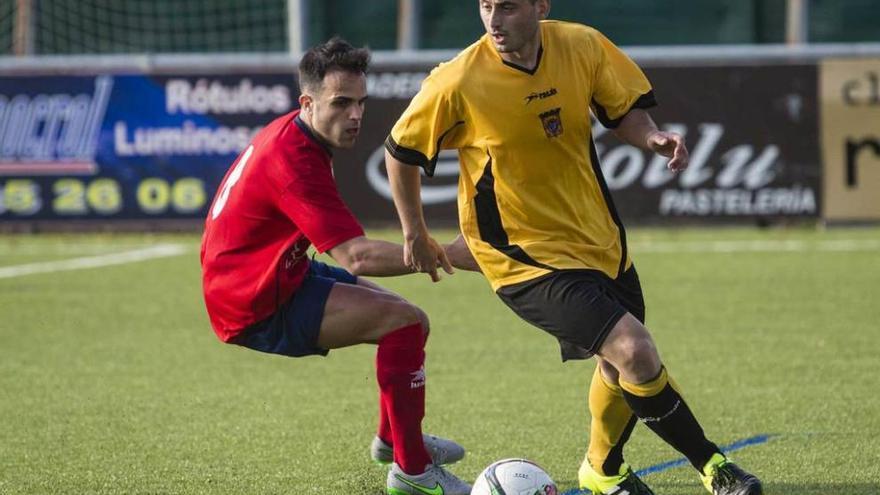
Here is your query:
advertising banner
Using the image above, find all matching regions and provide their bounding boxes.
[0,74,296,220]
[346,64,822,225]
[0,63,822,225]
[821,58,880,222]
[598,65,820,222]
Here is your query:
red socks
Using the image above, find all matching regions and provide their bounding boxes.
[378,395,392,445]
[376,323,431,475]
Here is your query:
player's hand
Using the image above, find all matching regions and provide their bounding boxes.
[428,237,455,280]
[647,131,689,173]
[405,231,454,282]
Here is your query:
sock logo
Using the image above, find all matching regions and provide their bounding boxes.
[410,365,426,389]
[640,399,681,423]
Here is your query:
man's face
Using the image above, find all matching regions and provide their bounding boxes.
[479,0,545,54]
[301,70,367,149]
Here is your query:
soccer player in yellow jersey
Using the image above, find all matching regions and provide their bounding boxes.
[384,2,764,495]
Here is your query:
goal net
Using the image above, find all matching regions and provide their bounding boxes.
[11,0,290,55]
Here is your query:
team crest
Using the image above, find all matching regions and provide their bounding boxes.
[539,108,563,138]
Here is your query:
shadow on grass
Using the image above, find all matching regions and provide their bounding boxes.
[557,480,880,495]
[759,483,880,495]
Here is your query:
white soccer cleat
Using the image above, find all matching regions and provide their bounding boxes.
[386,462,471,495]
[371,434,466,466]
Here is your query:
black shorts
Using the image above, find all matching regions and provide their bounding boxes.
[496,266,645,361]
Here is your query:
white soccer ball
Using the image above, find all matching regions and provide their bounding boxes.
[471,458,558,495]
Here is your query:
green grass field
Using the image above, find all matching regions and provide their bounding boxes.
[1,227,879,494]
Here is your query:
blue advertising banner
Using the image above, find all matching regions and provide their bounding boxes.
[0,74,296,220]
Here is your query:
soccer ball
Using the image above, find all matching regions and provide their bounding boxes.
[471,458,558,495]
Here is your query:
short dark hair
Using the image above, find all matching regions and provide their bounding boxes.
[298,37,370,93]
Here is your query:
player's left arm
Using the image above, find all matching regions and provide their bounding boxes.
[385,73,463,282]
[613,109,689,173]
[328,236,451,278]
[278,152,450,280]
[588,28,688,173]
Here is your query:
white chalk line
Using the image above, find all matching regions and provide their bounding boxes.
[0,238,875,279]
[631,239,880,253]
[0,244,189,279]
[0,243,158,256]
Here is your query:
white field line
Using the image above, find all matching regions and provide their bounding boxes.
[631,239,880,253]
[0,244,188,279]
[0,243,155,256]
[0,238,873,279]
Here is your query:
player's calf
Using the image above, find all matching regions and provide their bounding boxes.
[376,323,431,474]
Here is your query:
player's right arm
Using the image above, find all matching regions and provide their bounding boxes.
[385,151,451,282]
[385,70,464,282]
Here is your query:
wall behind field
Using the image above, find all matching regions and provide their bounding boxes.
[3,0,880,56]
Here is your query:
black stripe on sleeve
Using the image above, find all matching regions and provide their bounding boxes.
[592,90,658,129]
[474,152,555,271]
[384,121,464,178]
[384,135,430,171]
[588,136,629,278]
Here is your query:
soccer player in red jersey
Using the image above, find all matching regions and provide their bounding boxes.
[200,38,470,495]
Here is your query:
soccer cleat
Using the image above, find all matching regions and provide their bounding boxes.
[387,462,472,495]
[371,434,465,466]
[701,453,763,495]
[578,459,655,495]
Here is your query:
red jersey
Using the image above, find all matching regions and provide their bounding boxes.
[200,110,364,342]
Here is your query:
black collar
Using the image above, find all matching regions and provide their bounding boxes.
[294,113,333,157]
[502,45,543,76]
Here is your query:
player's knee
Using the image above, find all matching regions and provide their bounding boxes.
[380,298,427,335]
[601,319,660,380]
[620,334,657,366]
[598,358,620,383]
[616,335,660,382]
[414,306,430,337]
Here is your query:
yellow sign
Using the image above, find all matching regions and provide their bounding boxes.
[821,59,880,221]
[0,177,206,217]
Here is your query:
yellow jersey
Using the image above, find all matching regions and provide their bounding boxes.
[386,21,656,291]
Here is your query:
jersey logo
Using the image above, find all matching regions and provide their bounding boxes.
[539,108,563,138]
[284,237,310,270]
[525,87,558,104]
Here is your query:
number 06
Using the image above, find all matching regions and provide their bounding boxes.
[211,145,254,220]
